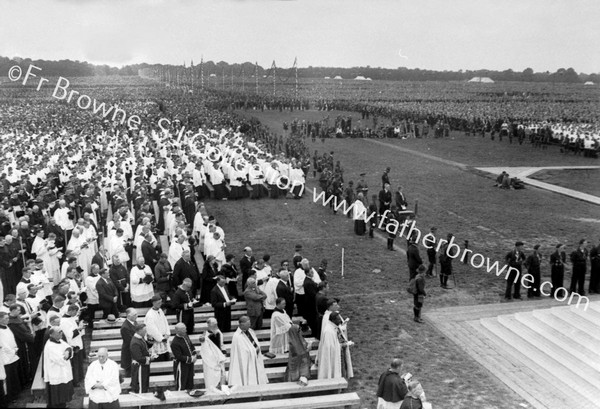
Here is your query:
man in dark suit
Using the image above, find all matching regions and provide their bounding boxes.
[130,323,153,393]
[141,233,159,273]
[505,241,526,300]
[570,239,589,295]
[381,167,391,189]
[239,246,256,292]
[275,270,294,318]
[109,255,130,311]
[91,245,110,270]
[303,269,319,336]
[173,250,200,296]
[171,278,197,334]
[211,275,236,333]
[378,183,392,216]
[525,244,542,298]
[406,235,423,279]
[170,322,197,391]
[96,268,119,318]
[120,308,138,377]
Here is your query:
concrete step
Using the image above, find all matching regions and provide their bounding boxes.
[532,308,600,350]
[548,308,600,342]
[480,316,600,407]
[513,311,600,370]
[479,318,598,409]
[462,320,573,409]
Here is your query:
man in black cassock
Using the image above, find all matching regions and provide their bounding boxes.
[170,323,196,390]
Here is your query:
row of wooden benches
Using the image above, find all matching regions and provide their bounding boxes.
[82,379,358,409]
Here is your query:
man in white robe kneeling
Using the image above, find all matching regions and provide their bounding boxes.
[227,315,268,386]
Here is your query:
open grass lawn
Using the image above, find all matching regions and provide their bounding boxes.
[530,168,600,198]
[227,109,600,408]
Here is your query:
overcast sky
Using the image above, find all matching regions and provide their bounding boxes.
[1,0,598,73]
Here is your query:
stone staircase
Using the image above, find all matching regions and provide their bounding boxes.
[426,297,600,409]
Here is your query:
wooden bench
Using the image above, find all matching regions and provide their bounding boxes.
[95,350,318,374]
[93,309,248,329]
[82,378,349,408]
[94,302,248,320]
[118,366,319,391]
[99,338,318,361]
[212,392,360,409]
[92,317,304,340]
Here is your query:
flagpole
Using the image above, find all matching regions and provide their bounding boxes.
[255,62,258,94]
[272,60,276,97]
[294,57,298,101]
[341,247,345,279]
[200,56,204,90]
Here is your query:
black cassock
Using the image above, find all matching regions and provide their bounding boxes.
[171,334,196,390]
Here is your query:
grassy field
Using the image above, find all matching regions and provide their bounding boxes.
[224,108,600,409]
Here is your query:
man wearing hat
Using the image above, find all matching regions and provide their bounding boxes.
[525,244,542,298]
[96,267,119,319]
[505,241,526,300]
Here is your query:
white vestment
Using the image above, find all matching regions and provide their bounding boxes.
[199,333,226,391]
[227,328,268,386]
[84,358,121,403]
[43,339,73,385]
[317,319,342,379]
[269,309,292,354]
[130,265,154,302]
[144,307,171,355]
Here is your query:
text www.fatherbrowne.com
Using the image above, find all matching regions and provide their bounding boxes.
[312,189,590,311]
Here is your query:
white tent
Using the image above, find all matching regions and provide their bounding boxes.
[209,73,217,77]
[468,77,494,83]
[354,75,367,80]
[366,77,372,81]
[334,75,343,80]
[584,81,595,85]
[324,76,331,79]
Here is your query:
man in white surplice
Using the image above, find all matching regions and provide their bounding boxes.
[67,228,92,278]
[269,297,292,354]
[144,295,171,360]
[227,315,268,386]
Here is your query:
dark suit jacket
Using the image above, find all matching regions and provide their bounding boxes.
[141,240,159,272]
[210,285,232,330]
[130,335,150,366]
[239,255,255,277]
[96,277,118,308]
[406,244,422,270]
[120,319,137,369]
[91,252,107,269]
[243,286,266,317]
[276,280,294,317]
[173,259,200,292]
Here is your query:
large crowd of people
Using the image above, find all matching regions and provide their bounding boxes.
[0,78,409,408]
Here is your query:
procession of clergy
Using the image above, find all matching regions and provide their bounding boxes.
[0,123,356,408]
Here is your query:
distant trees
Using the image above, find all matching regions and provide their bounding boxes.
[0,55,597,83]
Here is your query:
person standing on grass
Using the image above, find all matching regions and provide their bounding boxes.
[588,238,600,294]
[569,239,588,296]
[505,241,526,300]
[525,244,542,298]
[413,265,426,323]
[438,233,453,289]
[377,358,408,409]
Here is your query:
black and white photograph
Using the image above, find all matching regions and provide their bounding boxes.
[0,0,599,408]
